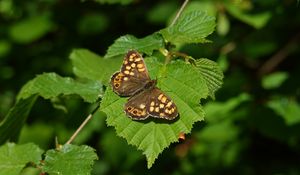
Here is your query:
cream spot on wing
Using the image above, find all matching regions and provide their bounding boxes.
[138,68,145,72]
[155,107,159,112]
[166,101,172,107]
[124,77,128,81]
[150,101,155,106]
[131,63,136,68]
[158,94,163,100]
[150,106,154,112]
[135,58,141,62]
[165,109,169,113]
[140,104,146,109]
[126,66,131,70]
[124,60,128,64]
[129,72,134,76]
[159,113,164,117]
[161,97,167,103]
[124,70,130,74]
[129,57,134,61]
[159,104,164,108]
[137,64,143,68]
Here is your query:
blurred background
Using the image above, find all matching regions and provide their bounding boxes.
[1,0,300,174]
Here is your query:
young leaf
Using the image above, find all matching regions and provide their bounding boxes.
[268,98,300,125]
[194,58,224,99]
[160,11,215,44]
[262,72,289,89]
[42,144,98,175]
[100,58,209,168]
[105,33,164,58]
[224,3,271,29]
[9,16,54,44]
[0,142,43,175]
[18,72,102,103]
[0,96,37,144]
[70,49,122,85]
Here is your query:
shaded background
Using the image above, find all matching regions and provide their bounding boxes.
[1,0,300,174]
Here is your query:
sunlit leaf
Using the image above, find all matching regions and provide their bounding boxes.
[105,33,164,58]
[101,58,209,168]
[160,11,215,44]
[195,58,224,99]
[70,49,122,85]
[18,73,102,103]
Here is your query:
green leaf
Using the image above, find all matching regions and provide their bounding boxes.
[0,142,43,175]
[267,98,300,125]
[0,96,37,144]
[94,0,133,5]
[160,11,216,44]
[217,12,230,36]
[0,40,11,57]
[262,72,289,89]
[77,13,108,35]
[42,144,98,175]
[9,16,54,44]
[195,58,224,99]
[224,3,271,29]
[100,58,208,168]
[204,93,251,123]
[70,49,122,85]
[18,73,102,103]
[105,33,164,58]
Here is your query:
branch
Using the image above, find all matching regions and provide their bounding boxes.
[65,105,100,145]
[258,32,300,76]
[170,0,189,27]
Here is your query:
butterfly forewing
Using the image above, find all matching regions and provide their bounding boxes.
[110,51,150,96]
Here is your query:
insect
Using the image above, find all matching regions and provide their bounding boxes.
[110,50,178,120]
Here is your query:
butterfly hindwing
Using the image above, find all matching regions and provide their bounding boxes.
[146,88,178,120]
[124,87,178,120]
[110,51,150,96]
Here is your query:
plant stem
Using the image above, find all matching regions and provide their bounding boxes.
[170,0,189,27]
[65,105,100,145]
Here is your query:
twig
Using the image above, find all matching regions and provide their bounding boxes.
[258,32,300,76]
[170,0,189,27]
[65,105,100,145]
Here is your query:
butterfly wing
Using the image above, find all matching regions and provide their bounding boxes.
[111,50,151,96]
[125,87,178,120]
[146,88,178,120]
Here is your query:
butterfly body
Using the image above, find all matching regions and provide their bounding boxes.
[110,50,178,120]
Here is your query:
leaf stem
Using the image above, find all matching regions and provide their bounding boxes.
[170,0,189,27]
[65,104,100,145]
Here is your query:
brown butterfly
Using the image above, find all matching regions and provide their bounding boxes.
[110,50,178,120]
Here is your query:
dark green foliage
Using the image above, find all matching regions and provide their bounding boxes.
[0,0,300,174]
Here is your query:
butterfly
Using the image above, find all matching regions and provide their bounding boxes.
[110,50,178,120]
